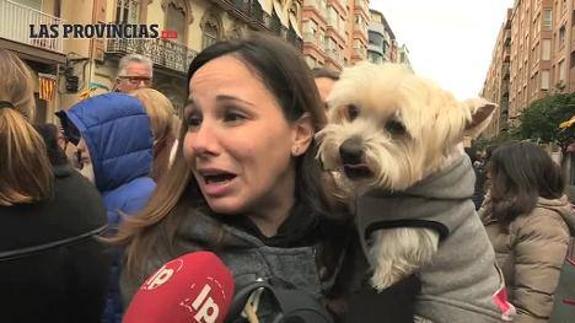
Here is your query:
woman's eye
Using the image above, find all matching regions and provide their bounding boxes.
[345,104,360,121]
[186,114,202,128]
[223,111,247,123]
[385,120,406,136]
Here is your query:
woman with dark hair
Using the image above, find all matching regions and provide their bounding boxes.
[480,141,575,322]
[113,33,354,321]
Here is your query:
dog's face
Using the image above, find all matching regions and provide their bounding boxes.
[316,63,495,192]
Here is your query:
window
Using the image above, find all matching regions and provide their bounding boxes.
[543,9,552,30]
[542,39,551,60]
[165,3,186,43]
[115,0,140,24]
[303,20,318,40]
[202,24,218,49]
[368,51,383,64]
[541,70,550,89]
[201,12,221,50]
[559,59,566,81]
[559,25,566,47]
[327,6,337,26]
[368,31,383,47]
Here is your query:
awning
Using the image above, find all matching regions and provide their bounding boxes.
[257,0,273,15]
[273,0,289,27]
[289,13,302,38]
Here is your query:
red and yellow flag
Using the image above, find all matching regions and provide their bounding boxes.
[38,73,57,102]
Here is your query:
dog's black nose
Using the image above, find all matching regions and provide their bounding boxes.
[339,137,364,165]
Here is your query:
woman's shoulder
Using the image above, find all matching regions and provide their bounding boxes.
[0,165,107,253]
[512,203,571,241]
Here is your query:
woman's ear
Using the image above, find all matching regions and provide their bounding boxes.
[291,113,314,157]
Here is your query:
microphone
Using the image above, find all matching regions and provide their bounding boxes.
[123,251,235,323]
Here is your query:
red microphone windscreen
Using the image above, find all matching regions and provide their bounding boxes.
[123,251,235,323]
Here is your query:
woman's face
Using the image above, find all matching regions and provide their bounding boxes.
[183,55,312,216]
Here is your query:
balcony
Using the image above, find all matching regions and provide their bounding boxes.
[211,0,303,49]
[107,38,198,74]
[368,42,383,55]
[0,0,63,53]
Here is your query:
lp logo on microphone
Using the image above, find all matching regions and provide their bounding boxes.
[143,259,183,290]
[184,283,220,323]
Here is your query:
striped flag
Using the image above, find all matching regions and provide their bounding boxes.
[38,73,57,102]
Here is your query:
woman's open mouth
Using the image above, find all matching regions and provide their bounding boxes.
[198,169,238,196]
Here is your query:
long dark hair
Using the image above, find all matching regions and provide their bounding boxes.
[114,33,330,279]
[488,141,564,227]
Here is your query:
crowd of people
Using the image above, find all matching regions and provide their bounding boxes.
[1,32,574,323]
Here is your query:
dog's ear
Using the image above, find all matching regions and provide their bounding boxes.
[463,98,497,139]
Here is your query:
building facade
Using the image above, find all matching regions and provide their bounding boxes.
[367,8,411,69]
[397,43,412,68]
[0,0,65,124]
[301,0,369,70]
[482,9,512,137]
[367,9,396,64]
[301,0,347,69]
[483,0,575,136]
[0,0,304,121]
[347,0,369,65]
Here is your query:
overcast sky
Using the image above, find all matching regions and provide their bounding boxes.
[370,0,515,100]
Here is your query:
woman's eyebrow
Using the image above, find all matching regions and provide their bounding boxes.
[215,95,255,107]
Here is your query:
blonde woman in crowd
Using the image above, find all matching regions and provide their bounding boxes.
[130,88,178,182]
[0,49,110,323]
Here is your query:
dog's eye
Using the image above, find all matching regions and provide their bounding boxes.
[345,104,360,121]
[385,120,406,136]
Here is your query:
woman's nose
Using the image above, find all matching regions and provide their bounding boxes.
[190,122,218,156]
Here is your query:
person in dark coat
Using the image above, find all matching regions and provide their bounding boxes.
[0,120,110,323]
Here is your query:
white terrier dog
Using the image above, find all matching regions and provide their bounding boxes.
[316,63,514,322]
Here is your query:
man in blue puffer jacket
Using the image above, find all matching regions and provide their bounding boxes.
[60,92,156,323]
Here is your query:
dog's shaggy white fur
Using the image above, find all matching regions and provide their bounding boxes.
[316,63,496,291]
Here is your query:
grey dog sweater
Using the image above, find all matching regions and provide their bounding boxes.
[355,155,512,322]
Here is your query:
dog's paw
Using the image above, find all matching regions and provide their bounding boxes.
[367,227,439,292]
[370,263,405,292]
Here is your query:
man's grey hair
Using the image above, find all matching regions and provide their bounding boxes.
[117,54,153,78]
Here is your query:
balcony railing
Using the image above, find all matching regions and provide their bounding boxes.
[0,0,63,53]
[107,38,198,74]
[214,0,302,50]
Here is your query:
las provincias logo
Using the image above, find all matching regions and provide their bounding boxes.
[29,23,178,39]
